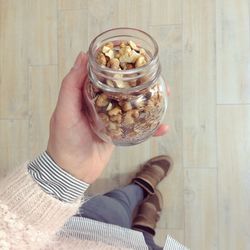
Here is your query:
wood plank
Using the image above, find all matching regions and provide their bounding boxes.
[27,0,57,65]
[58,0,86,10]
[87,0,118,44]
[149,25,183,229]
[0,0,28,119]
[0,120,29,178]
[155,229,184,247]
[183,0,217,168]
[184,169,218,250]
[217,106,250,250]
[117,0,151,30]
[29,65,58,157]
[58,9,88,82]
[150,0,182,25]
[88,141,152,194]
[216,0,250,104]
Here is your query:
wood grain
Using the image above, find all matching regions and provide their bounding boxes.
[58,9,88,82]
[58,0,86,10]
[28,66,58,157]
[217,106,250,250]
[27,0,57,65]
[0,0,250,248]
[150,0,182,25]
[0,119,29,178]
[183,0,217,168]
[149,25,184,229]
[117,0,151,30]
[87,0,119,44]
[216,0,250,104]
[0,0,28,119]
[184,169,218,250]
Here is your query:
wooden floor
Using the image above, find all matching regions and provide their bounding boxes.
[0,1,249,249]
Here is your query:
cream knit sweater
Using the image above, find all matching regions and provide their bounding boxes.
[0,164,130,250]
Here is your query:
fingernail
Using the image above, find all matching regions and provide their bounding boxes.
[73,52,83,69]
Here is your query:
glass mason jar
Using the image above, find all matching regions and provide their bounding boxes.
[84,28,167,146]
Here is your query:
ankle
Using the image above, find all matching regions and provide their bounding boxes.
[133,225,156,236]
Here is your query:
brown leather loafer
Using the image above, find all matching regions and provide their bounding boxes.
[132,189,163,236]
[132,155,173,195]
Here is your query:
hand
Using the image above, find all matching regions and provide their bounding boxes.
[153,84,171,136]
[47,52,170,184]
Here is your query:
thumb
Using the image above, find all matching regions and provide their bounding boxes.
[56,52,88,119]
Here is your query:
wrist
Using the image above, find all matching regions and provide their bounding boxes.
[46,145,96,184]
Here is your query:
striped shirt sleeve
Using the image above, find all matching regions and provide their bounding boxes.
[164,235,189,250]
[27,151,89,203]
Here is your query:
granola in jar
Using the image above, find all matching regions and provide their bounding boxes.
[85,28,167,146]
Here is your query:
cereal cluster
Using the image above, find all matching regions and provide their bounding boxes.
[88,40,165,142]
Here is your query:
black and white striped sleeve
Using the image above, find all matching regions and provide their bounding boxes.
[27,152,89,203]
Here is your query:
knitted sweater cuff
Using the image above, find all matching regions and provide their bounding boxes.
[0,163,83,233]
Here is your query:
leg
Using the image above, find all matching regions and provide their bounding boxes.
[104,183,145,217]
[76,184,144,228]
[142,231,163,250]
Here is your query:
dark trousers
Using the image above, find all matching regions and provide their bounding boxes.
[78,184,163,250]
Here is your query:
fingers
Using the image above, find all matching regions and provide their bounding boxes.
[153,124,170,137]
[63,52,88,90]
[167,84,171,96]
[55,52,88,119]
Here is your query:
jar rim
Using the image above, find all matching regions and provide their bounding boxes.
[88,27,160,94]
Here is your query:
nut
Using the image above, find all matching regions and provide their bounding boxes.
[110,128,123,137]
[120,101,133,111]
[115,52,121,58]
[102,45,114,59]
[123,109,140,125]
[129,40,140,51]
[135,56,147,68]
[108,106,122,116]
[147,99,155,108]
[119,49,140,63]
[120,62,127,70]
[98,113,109,123]
[128,73,138,87]
[107,58,120,70]
[110,114,122,123]
[139,48,150,61]
[128,109,140,119]
[114,80,130,88]
[120,41,127,48]
[119,45,131,56]
[137,75,150,85]
[106,102,113,111]
[106,79,115,87]
[96,94,109,107]
[113,74,130,88]
[123,113,135,125]
[102,45,111,53]
[108,122,119,131]
[105,49,114,59]
[96,52,107,66]
[133,98,145,109]
[107,122,123,136]
[104,41,114,49]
